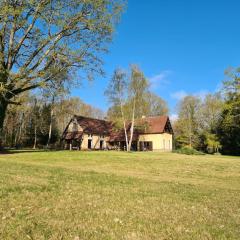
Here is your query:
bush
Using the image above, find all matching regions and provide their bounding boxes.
[173,146,205,155]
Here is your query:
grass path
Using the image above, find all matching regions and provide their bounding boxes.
[0,151,240,239]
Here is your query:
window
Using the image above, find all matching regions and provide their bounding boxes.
[139,141,153,151]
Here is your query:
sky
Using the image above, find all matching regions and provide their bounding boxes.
[72,0,240,118]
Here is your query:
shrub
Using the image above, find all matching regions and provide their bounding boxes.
[173,146,205,155]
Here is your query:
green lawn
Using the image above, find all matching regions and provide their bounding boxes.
[0,151,240,240]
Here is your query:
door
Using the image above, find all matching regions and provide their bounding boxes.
[88,139,92,149]
[100,140,104,150]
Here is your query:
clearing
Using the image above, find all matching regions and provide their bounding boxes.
[0,151,239,239]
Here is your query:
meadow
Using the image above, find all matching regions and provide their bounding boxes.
[0,151,239,240]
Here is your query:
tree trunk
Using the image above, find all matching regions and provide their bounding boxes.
[33,125,37,149]
[128,99,136,152]
[128,121,134,152]
[17,112,24,146]
[120,101,129,151]
[14,127,18,146]
[46,96,54,148]
[189,122,192,147]
[0,99,8,150]
[46,116,52,148]
[33,98,38,149]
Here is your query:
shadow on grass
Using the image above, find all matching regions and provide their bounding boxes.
[0,149,62,155]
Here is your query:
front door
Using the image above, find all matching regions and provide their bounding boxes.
[88,139,92,149]
[100,140,104,150]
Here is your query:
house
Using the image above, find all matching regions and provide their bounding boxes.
[62,115,173,151]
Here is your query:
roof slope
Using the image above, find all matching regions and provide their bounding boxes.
[139,115,170,134]
[75,115,112,135]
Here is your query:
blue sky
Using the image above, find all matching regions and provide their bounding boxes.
[72,0,240,118]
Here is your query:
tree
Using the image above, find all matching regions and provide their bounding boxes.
[105,66,149,151]
[41,75,67,148]
[217,67,240,155]
[105,68,130,150]
[198,93,223,132]
[0,0,124,148]
[31,97,41,149]
[204,133,221,154]
[37,102,60,147]
[146,92,169,116]
[128,65,149,151]
[197,93,223,153]
[3,93,30,147]
[174,95,201,148]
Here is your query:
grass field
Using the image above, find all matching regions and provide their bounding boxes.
[0,151,240,240]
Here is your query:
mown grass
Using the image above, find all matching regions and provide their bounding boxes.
[0,151,239,240]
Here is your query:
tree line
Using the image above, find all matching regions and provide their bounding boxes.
[3,94,105,149]
[173,67,240,155]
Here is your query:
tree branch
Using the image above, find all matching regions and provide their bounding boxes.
[9,0,48,70]
[7,14,18,70]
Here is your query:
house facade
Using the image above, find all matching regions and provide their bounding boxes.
[62,115,173,151]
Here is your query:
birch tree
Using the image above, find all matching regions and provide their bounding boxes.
[105,69,129,150]
[105,66,149,151]
[127,65,149,151]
